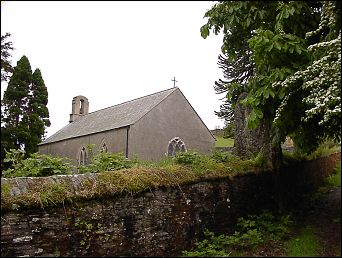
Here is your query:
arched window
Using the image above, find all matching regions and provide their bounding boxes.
[80,99,84,114]
[101,143,108,153]
[79,147,88,165]
[167,137,186,157]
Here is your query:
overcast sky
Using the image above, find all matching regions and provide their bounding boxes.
[1,1,226,138]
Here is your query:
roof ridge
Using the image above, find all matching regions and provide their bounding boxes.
[39,87,178,145]
[85,87,177,116]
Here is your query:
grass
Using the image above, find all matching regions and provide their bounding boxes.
[1,152,259,213]
[324,162,341,188]
[215,137,234,147]
[285,227,321,257]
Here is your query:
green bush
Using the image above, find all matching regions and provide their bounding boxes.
[182,229,231,257]
[77,151,137,173]
[324,162,341,188]
[211,150,233,163]
[174,151,201,165]
[2,149,73,178]
[182,210,292,256]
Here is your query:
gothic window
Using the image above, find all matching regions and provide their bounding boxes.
[167,137,186,157]
[101,143,108,153]
[79,147,88,165]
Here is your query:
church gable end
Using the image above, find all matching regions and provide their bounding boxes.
[39,87,214,164]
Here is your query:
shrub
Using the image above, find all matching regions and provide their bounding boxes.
[174,151,201,165]
[182,210,292,256]
[210,150,233,163]
[77,151,137,173]
[324,162,341,188]
[182,229,231,257]
[2,149,73,178]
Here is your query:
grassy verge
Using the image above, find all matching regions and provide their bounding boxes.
[285,227,321,257]
[1,151,259,213]
[215,137,234,147]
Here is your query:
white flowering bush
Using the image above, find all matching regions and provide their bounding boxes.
[273,1,341,151]
[202,1,340,155]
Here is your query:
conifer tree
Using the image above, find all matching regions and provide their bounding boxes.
[26,69,51,154]
[1,55,32,152]
[1,32,14,82]
[1,56,51,169]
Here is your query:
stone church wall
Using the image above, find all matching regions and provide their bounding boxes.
[39,127,128,167]
[130,89,215,161]
[1,152,340,257]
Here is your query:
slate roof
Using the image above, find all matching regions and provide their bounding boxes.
[39,87,178,145]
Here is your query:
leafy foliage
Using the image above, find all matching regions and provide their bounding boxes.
[2,149,73,178]
[182,210,293,257]
[202,1,340,155]
[77,151,137,173]
[173,151,202,165]
[210,150,233,163]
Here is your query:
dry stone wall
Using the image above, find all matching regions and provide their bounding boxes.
[1,152,340,257]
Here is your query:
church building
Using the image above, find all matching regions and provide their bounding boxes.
[38,87,215,166]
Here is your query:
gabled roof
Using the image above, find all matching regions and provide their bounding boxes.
[39,87,178,145]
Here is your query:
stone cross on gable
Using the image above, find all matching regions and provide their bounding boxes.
[171,76,178,88]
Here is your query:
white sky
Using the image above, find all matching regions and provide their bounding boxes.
[1,1,226,138]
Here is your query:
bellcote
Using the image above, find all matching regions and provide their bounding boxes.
[69,95,89,123]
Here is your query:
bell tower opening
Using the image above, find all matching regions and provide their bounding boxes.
[69,95,89,123]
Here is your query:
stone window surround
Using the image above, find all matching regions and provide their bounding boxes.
[167,137,187,157]
[78,147,88,166]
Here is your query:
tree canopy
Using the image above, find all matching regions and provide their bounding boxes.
[202,1,340,154]
[1,55,51,169]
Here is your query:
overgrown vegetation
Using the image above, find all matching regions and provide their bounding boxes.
[2,149,73,178]
[0,150,261,212]
[324,161,341,188]
[285,226,321,257]
[308,161,341,203]
[182,210,293,257]
[1,143,339,212]
[77,151,138,174]
[283,140,340,165]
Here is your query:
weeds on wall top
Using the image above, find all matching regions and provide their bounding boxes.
[2,149,73,178]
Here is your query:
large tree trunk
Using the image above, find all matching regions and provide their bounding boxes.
[233,92,284,212]
[233,93,274,164]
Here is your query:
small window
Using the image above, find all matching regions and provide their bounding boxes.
[167,137,186,157]
[79,147,88,165]
[101,143,108,153]
[80,99,84,114]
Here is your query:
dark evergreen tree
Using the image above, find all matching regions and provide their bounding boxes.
[1,32,14,82]
[26,69,51,154]
[1,56,51,169]
[2,55,32,151]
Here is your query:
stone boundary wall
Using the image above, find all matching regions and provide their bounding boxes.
[1,152,340,257]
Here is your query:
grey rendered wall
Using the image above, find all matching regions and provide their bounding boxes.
[129,88,215,161]
[38,127,128,166]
